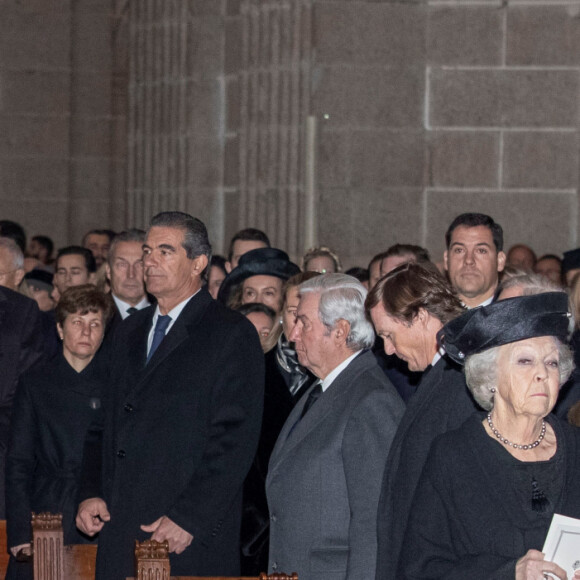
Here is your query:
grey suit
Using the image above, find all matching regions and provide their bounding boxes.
[266,350,404,580]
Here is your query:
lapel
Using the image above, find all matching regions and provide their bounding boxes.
[269,350,370,474]
[125,290,212,397]
[0,286,8,329]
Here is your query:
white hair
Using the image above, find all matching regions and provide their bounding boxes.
[298,273,375,351]
[465,339,574,411]
[0,237,24,269]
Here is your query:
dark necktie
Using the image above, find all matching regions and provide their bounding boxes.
[147,315,171,364]
[127,307,138,316]
[300,383,322,419]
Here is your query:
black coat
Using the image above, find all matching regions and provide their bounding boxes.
[5,353,104,579]
[83,289,265,580]
[0,287,46,519]
[375,357,480,580]
[399,413,580,579]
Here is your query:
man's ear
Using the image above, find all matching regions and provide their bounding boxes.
[443,250,449,272]
[14,268,25,288]
[497,251,506,273]
[334,319,351,346]
[105,264,111,282]
[88,272,97,285]
[192,254,209,276]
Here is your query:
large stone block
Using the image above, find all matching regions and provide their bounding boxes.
[72,72,112,116]
[424,190,577,260]
[507,5,580,66]
[0,70,70,115]
[186,79,221,135]
[0,115,69,157]
[350,130,425,188]
[428,130,499,188]
[0,198,69,246]
[430,69,580,128]
[315,2,425,66]
[317,129,350,188]
[428,6,502,66]
[226,78,241,131]
[68,198,113,239]
[187,15,225,75]
[318,187,356,258]
[190,138,222,187]
[502,131,579,190]
[224,18,241,75]
[73,12,112,72]
[70,116,112,157]
[352,188,425,257]
[1,158,68,200]
[0,10,70,69]
[224,136,239,188]
[312,65,424,128]
[70,158,111,201]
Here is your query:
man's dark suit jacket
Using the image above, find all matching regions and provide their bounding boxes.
[83,288,265,579]
[375,357,480,580]
[0,286,45,518]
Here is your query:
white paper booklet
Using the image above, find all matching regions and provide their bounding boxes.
[542,513,580,577]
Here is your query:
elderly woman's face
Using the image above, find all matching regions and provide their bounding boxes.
[57,309,105,364]
[282,285,299,338]
[370,303,440,372]
[495,336,561,417]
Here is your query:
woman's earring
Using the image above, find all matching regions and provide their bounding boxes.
[490,387,496,393]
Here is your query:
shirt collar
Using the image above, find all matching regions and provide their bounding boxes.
[112,294,150,319]
[321,350,362,392]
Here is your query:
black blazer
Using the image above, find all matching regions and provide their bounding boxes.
[85,288,265,580]
[5,354,104,580]
[0,287,46,518]
[375,357,480,580]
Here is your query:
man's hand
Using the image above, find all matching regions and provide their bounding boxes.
[76,497,110,536]
[140,516,193,554]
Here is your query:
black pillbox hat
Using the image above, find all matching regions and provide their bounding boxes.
[438,292,570,365]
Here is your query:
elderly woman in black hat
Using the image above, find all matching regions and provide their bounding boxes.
[218,247,300,314]
[399,293,580,580]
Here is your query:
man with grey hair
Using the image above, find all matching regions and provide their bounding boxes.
[266,273,404,580]
[0,237,25,292]
[77,211,264,579]
[105,229,150,332]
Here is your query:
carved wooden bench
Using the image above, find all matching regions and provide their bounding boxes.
[30,512,297,580]
[0,519,10,578]
[133,539,298,580]
[32,512,97,580]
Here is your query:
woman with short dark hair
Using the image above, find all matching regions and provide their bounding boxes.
[5,285,112,579]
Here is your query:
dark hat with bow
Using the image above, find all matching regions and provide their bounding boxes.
[437,292,571,365]
[217,247,300,304]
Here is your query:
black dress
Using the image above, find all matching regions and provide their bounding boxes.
[5,353,105,579]
[399,413,580,579]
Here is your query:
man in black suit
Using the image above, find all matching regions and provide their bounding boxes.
[76,212,264,579]
[105,229,150,333]
[0,237,46,517]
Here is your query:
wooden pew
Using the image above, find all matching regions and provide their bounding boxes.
[133,539,298,580]
[0,520,10,578]
[32,512,97,580]
[30,513,297,580]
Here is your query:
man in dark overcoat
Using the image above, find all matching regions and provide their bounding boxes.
[77,211,264,579]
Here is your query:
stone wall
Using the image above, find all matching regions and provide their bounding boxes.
[1,0,579,266]
[0,0,125,248]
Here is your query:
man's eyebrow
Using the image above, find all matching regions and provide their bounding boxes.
[159,243,177,252]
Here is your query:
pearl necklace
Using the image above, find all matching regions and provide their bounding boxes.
[487,413,546,450]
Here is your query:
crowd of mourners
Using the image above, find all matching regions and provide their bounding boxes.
[0,211,579,580]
